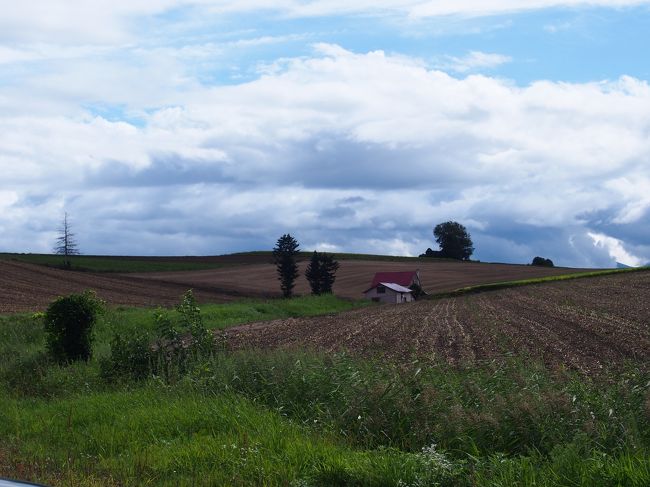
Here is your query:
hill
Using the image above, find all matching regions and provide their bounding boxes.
[225,270,650,374]
[0,252,595,313]
[127,258,591,300]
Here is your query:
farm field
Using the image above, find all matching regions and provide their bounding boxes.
[0,260,248,314]
[127,258,589,300]
[0,275,649,485]
[226,270,650,374]
[0,253,591,313]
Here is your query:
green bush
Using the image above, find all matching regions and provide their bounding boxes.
[43,291,103,363]
[100,332,152,382]
[102,290,213,383]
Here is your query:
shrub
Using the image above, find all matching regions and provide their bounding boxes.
[100,332,152,382]
[531,256,554,267]
[43,291,103,363]
[102,290,212,383]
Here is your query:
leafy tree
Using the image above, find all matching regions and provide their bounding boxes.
[531,256,554,267]
[433,221,474,260]
[53,212,80,269]
[305,251,340,295]
[44,290,103,363]
[273,234,300,298]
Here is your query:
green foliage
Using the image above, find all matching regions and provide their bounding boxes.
[305,251,340,295]
[433,221,474,260]
[532,256,554,267]
[43,291,103,363]
[103,290,213,383]
[273,234,300,298]
[188,353,650,456]
[100,332,152,382]
[176,289,211,352]
[0,387,464,487]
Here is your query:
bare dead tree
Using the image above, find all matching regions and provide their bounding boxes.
[53,212,80,268]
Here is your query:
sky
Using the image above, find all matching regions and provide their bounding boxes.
[1,1,649,267]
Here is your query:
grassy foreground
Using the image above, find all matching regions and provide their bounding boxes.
[1,294,649,486]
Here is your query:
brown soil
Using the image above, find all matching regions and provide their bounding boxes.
[0,260,249,313]
[128,259,587,300]
[0,255,591,313]
[224,271,650,373]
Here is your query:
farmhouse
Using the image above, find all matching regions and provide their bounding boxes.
[363,270,422,304]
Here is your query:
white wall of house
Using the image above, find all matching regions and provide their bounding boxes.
[364,286,414,304]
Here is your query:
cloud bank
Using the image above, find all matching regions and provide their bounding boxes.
[3,1,650,44]
[1,40,649,266]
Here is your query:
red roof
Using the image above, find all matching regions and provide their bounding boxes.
[370,271,417,288]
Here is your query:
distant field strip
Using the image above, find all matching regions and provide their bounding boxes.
[435,266,650,298]
[0,253,596,312]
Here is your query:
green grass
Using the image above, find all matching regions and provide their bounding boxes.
[0,253,226,272]
[1,292,649,486]
[1,295,368,382]
[0,387,457,486]
[434,266,650,298]
[0,250,457,273]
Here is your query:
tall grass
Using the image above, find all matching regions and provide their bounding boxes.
[1,295,649,486]
[179,351,650,457]
[0,386,457,486]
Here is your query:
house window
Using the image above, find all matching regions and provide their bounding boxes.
[377,285,386,294]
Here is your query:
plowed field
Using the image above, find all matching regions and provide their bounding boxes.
[128,259,585,300]
[225,271,650,373]
[0,260,247,313]
[0,256,587,313]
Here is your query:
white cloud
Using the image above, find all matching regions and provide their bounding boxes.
[438,51,512,73]
[2,43,650,264]
[588,232,644,266]
[605,177,650,224]
[2,1,650,45]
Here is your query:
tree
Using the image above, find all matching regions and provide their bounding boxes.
[433,221,474,260]
[531,256,554,267]
[273,234,300,298]
[305,251,340,295]
[53,212,80,269]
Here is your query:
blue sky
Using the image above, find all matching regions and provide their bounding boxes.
[1,1,649,267]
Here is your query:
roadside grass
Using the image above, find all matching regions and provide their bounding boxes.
[0,387,456,487]
[1,293,649,486]
[434,266,650,298]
